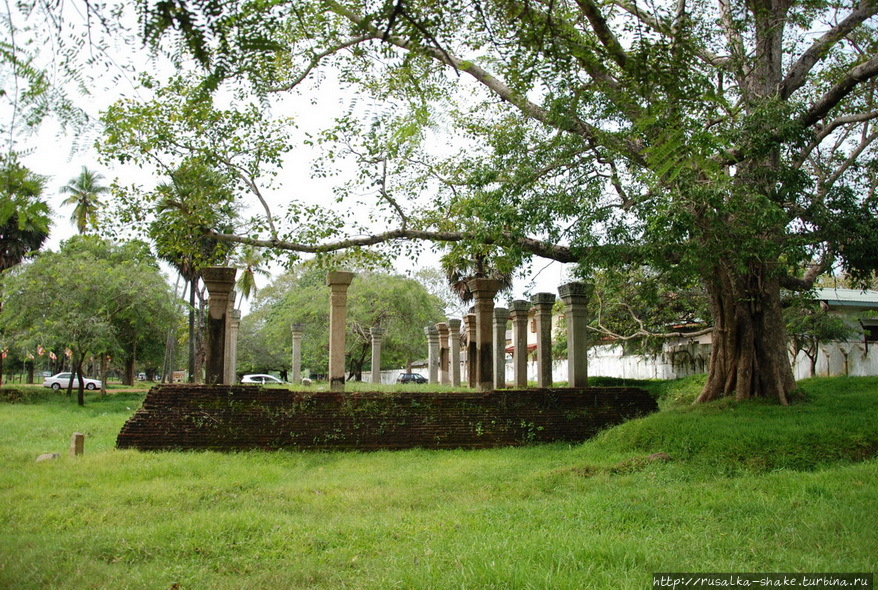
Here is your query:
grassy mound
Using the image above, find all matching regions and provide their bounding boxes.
[584,376,878,475]
[1,377,876,589]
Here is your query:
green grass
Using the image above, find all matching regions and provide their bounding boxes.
[1,377,877,589]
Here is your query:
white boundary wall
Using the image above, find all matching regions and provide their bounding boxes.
[363,339,878,384]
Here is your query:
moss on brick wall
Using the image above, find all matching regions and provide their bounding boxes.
[116,385,657,451]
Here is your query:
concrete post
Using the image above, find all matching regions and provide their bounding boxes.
[493,307,510,389]
[467,278,504,391]
[327,271,355,391]
[559,282,593,387]
[464,314,477,388]
[202,267,237,385]
[424,325,440,384]
[508,300,531,388]
[370,326,384,385]
[70,432,84,457]
[291,323,304,384]
[448,318,462,387]
[532,292,556,388]
[436,322,450,385]
[225,309,241,385]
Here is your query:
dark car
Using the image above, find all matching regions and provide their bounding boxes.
[396,372,428,384]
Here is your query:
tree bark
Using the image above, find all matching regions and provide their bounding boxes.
[74,355,85,406]
[348,342,368,382]
[124,354,135,386]
[696,262,796,404]
[100,353,109,395]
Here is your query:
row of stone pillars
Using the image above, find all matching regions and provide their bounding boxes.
[203,266,592,391]
[423,281,593,390]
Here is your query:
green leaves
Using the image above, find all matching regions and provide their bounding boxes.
[0,236,178,379]
[0,154,50,272]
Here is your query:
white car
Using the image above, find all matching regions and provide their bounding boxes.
[241,374,286,385]
[43,372,102,390]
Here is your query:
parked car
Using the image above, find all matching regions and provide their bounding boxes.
[42,372,102,390]
[396,373,427,384]
[241,374,286,385]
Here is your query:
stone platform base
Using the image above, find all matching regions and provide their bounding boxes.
[116,384,657,451]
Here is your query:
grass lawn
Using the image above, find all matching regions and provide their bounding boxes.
[1,376,876,589]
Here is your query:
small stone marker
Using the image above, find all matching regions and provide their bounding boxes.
[36,453,60,463]
[70,432,84,457]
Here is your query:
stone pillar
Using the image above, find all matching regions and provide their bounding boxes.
[508,300,531,388]
[291,323,304,384]
[370,326,384,385]
[202,266,237,385]
[70,432,84,457]
[327,271,355,391]
[225,309,241,385]
[532,292,556,388]
[424,325,440,384]
[493,307,510,389]
[463,314,477,388]
[223,292,236,385]
[448,318,462,387]
[467,279,504,391]
[436,322,450,385]
[559,282,593,387]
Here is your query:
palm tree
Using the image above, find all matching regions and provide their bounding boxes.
[233,245,270,306]
[0,156,50,272]
[442,252,514,305]
[59,167,109,234]
[149,159,237,382]
[0,155,51,388]
[0,213,49,273]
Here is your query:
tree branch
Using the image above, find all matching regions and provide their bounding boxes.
[611,0,726,70]
[205,227,581,262]
[778,253,836,291]
[795,109,878,166]
[268,35,373,93]
[801,54,878,128]
[780,0,878,100]
[574,0,628,69]
[588,324,714,341]
[328,0,644,160]
[377,157,409,227]
[210,153,279,240]
[823,129,878,190]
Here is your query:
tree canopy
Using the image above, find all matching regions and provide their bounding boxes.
[0,236,178,402]
[6,0,877,403]
[126,0,878,404]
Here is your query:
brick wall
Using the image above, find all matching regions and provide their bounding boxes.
[116,384,658,451]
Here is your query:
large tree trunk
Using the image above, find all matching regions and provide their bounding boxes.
[696,262,797,405]
[123,354,136,386]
